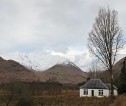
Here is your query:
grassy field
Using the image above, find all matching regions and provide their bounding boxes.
[33,91,115,106]
[0,89,118,106]
[110,94,126,106]
[0,82,125,106]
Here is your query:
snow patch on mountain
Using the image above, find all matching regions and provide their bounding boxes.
[1,50,95,71]
[17,54,69,71]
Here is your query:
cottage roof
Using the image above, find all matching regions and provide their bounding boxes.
[105,83,117,90]
[80,79,109,89]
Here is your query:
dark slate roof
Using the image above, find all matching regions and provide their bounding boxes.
[80,79,109,89]
[105,83,117,90]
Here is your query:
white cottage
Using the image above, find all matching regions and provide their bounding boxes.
[80,79,118,97]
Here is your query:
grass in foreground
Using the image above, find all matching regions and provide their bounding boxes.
[110,94,126,106]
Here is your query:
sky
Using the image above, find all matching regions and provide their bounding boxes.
[0,0,126,71]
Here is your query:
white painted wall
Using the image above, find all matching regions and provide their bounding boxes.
[80,89,118,97]
[114,90,118,96]
[80,89,109,97]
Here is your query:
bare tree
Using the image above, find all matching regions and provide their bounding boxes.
[88,7,124,96]
[88,59,100,78]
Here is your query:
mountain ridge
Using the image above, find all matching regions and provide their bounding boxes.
[37,63,87,84]
[0,56,88,84]
[1,56,126,84]
[0,56,38,83]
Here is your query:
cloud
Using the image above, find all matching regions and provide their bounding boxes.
[50,47,84,61]
[0,0,126,70]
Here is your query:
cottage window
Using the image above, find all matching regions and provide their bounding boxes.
[99,90,103,96]
[83,89,88,95]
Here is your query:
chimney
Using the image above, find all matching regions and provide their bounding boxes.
[87,77,90,81]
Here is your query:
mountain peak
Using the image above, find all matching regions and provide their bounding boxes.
[62,60,75,65]
[0,57,4,61]
[55,60,82,72]
[37,61,87,84]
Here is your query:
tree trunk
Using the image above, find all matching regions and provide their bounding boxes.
[110,69,114,96]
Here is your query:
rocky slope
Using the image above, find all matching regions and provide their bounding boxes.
[0,57,37,83]
[37,61,88,84]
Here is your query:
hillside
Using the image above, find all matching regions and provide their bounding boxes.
[113,57,125,72]
[37,62,88,84]
[112,57,125,80]
[0,57,37,83]
[0,55,125,84]
[0,56,88,84]
[89,57,126,83]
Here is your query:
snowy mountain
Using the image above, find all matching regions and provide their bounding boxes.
[2,51,94,71]
[14,53,70,71]
[15,53,85,72]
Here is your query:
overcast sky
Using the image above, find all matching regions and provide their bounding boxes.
[0,0,126,70]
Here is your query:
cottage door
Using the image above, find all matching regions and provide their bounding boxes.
[91,90,94,96]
